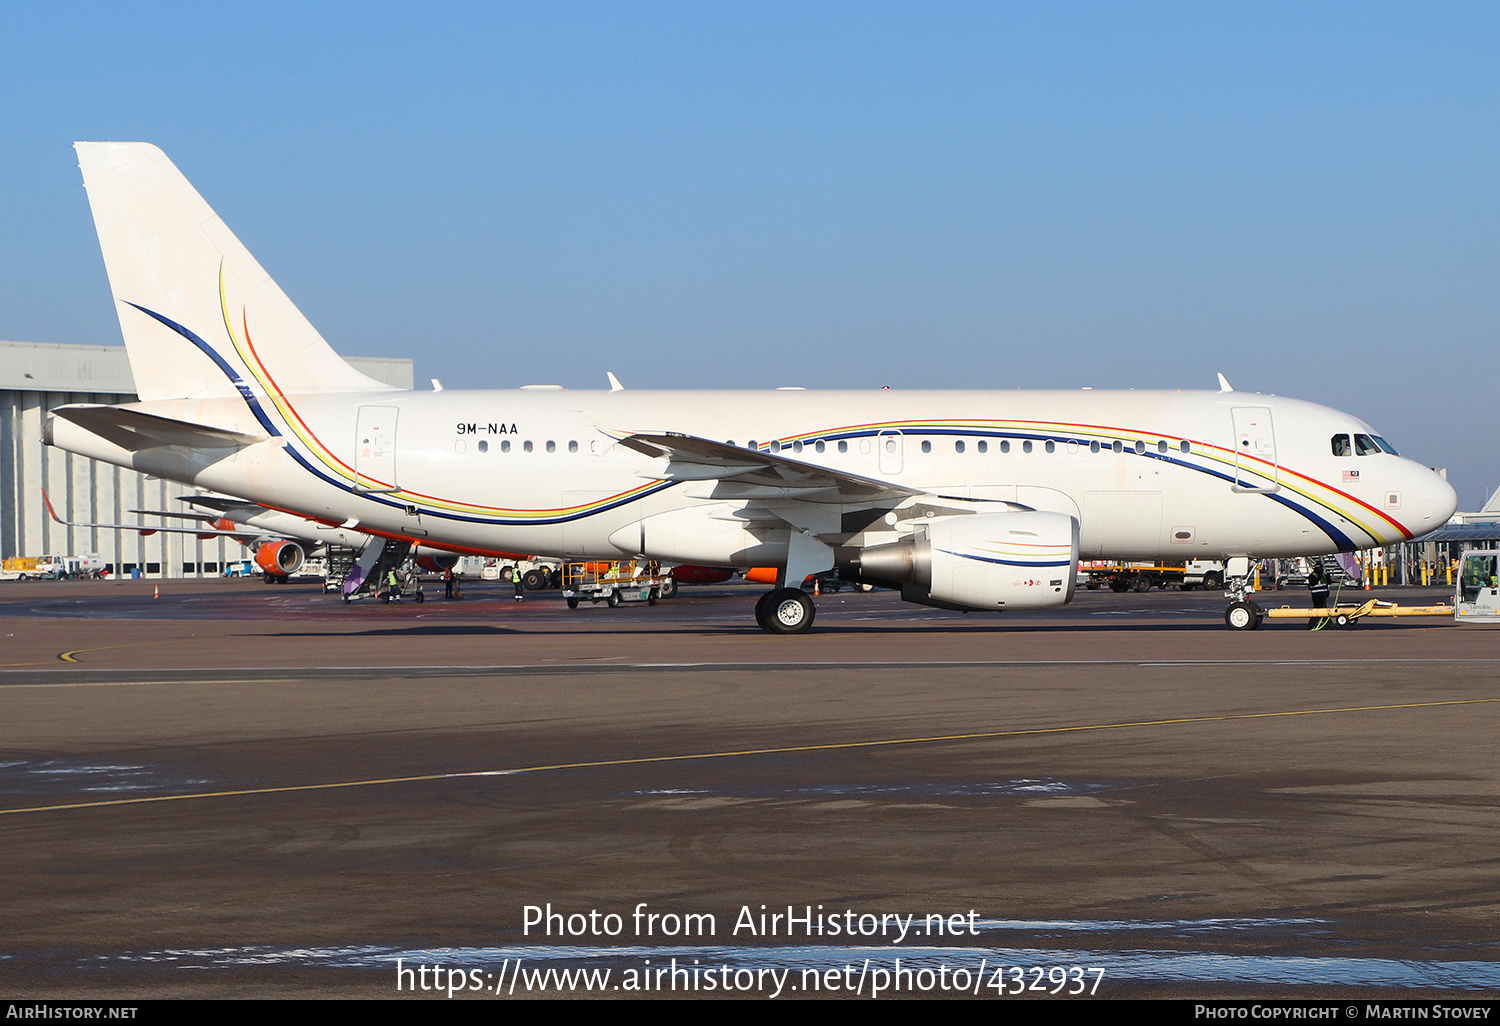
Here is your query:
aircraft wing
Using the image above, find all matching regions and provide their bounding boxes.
[619,432,920,503]
[47,405,265,452]
[43,490,267,539]
[176,494,271,515]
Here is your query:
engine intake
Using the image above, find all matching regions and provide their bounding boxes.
[254,540,305,576]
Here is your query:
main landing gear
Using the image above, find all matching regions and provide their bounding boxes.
[755,588,816,635]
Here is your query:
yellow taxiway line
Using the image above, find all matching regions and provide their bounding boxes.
[2,697,1495,817]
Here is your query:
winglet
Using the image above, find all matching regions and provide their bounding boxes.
[607,372,625,392]
[1216,373,1233,393]
[41,488,63,525]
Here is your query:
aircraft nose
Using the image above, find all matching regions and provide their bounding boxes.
[1406,463,1457,538]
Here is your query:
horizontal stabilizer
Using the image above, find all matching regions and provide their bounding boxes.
[49,404,266,452]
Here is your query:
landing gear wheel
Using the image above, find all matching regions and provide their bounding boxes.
[1225,600,1263,630]
[758,588,815,635]
[754,589,777,624]
[606,590,620,608]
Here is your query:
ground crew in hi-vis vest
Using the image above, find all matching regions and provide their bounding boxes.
[1307,565,1330,630]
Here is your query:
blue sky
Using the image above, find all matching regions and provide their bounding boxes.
[2,3,1496,506]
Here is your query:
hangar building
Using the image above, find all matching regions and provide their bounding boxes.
[1,339,413,578]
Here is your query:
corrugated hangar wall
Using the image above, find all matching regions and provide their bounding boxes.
[0,341,414,578]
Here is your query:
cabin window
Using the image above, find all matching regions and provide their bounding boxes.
[747,439,757,450]
[1112,440,1123,454]
[815,440,825,453]
[1000,440,1011,453]
[1157,440,1168,454]
[1090,440,1100,454]
[1134,440,1146,454]
[546,440,556,453]
[921,440,932,454]
[1354,434,1380,456]
[838,440,848,453]
[955,440,965,453]
[523,440,533,452]
[477,440,489,453]
[792,440,803,453]
[977,440,987,453]
[1045,440,1056,454]
[501,440,511,453]
[1179,440,1190,453]
[569,440,578,453]
[1022,440,1033,454]
[1331,435,1351,456]
[770,440,781,453]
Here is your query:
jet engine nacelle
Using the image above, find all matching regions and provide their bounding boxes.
[414,551,460,573]
[670,564,736,586]
[855,511,1078,611]
[254,539,305,576]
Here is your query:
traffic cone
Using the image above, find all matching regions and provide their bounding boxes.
[153,584,159,599]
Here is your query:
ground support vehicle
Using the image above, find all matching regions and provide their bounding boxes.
[1,557,42,581]
[2,555,106,580]
[1455,550,1500,622]
[344,567,424,604]
[1253,599,1455,629]
[1081,560,1187,592]
[561,561,670,609]
[378,572,425,603]
[481,558,561,590]
[1182,560,1226,591]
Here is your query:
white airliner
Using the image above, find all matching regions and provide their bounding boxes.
[44,487,466,585]
[46,143,1457,633]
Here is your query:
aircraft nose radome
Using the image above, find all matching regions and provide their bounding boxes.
[1408,465,1458,536]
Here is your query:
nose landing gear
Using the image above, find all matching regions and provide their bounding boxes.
[1225,600,1264,630]
[1221,557,1263,630]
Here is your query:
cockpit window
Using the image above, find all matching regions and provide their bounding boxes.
[1353,434,1381,456]
[1331,435,1351,457]
[1372,435,1398,455]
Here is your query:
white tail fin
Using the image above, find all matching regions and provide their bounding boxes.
[75,142,395,402]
